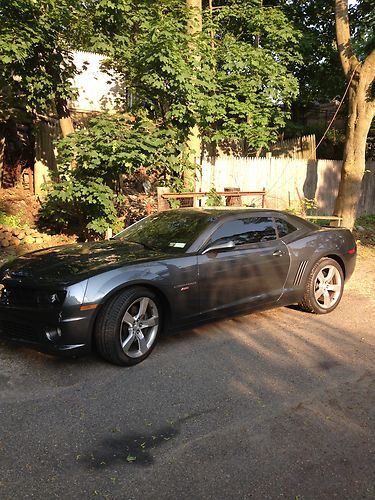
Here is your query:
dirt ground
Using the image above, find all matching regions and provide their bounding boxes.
[346,245,375,297]
[0,249,373,499]
[0,187,40,227]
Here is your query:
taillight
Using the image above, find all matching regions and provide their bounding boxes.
[347,247,356,255]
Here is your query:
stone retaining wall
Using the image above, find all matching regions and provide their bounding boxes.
[0,225,73,248]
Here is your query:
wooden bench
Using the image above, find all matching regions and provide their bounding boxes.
[157,189,266,211]
[305,215,343,226]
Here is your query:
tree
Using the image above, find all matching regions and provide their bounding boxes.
[281,0,344,106]
[185,0,202,188]
[333,0,375,228]
[206,0,301,151]
[0,0,89,139]
[94,0,301,157]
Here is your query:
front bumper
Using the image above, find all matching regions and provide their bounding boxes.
[0,305,94,356]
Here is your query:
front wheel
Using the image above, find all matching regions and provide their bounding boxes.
[95,287,162,366]
[299,258,344,314]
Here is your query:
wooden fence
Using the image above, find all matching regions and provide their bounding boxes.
[268,134,316,160]
[197,157,375,216]
[34,117,60,195]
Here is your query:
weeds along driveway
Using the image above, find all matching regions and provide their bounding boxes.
[0,253,374,499]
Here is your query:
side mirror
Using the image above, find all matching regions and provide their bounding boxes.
[202,240,235,255]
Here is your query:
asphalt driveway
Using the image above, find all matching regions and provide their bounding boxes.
[0,263,374,499]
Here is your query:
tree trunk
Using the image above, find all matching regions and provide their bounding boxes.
[185,0,202,190]
[333,0,375,229]
[0,123,5,187]
[333,83,374,227]
[55,98,77,170]
[59,116,75,138]
[56,99,75,138]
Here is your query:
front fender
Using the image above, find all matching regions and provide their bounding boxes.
[82,256,199,326]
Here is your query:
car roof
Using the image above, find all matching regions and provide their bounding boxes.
[162,208,318,253]
[167,207,316,228]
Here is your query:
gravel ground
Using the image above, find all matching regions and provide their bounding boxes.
[0,251,374,500]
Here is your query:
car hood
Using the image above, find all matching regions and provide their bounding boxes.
[1,240,170,286]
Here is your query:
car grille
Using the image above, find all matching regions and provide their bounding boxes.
[0,287,37,307]
[0,320,40,342]
[0,287,65,309]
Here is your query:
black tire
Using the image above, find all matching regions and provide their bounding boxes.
[95,287,162,366]
[299,257,344,314]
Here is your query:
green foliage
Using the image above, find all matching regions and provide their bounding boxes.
[0,0,84,119]
[283,122,346,160]
[42,113,191,238]
[205,188,224,207]
[282,0,374,105]
[349,0,375,60]
[286,197,317,216]
[0,211,22,228]
[168,199,181,210]
[356,214,375,229]
[39,178,118,239]
[205,0,301,149]
[93,0,301,151]
[57,114,191,184]
[354,214,375,247]
[282,0,343,105]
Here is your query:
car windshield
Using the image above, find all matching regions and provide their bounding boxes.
[114,210,215,253]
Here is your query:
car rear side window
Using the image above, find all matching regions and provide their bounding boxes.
[209,217,277,247]
[275,218,297,238]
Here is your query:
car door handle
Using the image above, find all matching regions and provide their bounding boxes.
[272,250,284,257]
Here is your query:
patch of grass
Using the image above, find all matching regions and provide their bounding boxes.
[0,211,22,228]
[354,214,375,247]
[356,214,375,229]
[0,250,18,267]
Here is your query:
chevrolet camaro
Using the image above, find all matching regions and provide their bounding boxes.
[0,209,356,365]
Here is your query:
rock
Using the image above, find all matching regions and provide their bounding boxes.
[34,237,43,244]
[23,235,35,244]
[12,228,21,236]
[17,232,25,240]
[11,238,20,247]
[1,239,10,247]
[355,225,365,232]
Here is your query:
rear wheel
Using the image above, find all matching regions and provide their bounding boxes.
[299,258,344,314]
[95,287,162,366]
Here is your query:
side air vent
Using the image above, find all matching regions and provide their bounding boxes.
[294,260,308,286]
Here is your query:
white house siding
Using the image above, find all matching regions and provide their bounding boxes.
[70,51,120,113]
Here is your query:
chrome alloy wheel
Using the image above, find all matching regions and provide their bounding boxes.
[314,265,342,309]
[120,297,159,358]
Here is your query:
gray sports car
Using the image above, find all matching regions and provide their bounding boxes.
[0,209,356,365]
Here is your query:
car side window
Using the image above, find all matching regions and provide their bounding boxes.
[209,217,277,247]
[275,218,297,238]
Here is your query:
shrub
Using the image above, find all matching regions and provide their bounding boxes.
[39,113,193,239]
[39,178,119,239]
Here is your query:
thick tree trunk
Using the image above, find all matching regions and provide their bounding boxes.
[333,0,375,229]
[333,85,374,227]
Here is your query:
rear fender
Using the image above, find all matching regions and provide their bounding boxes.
[284,228,356,292]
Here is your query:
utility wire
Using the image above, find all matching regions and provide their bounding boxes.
[315,63,360,152]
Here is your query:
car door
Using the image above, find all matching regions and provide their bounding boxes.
[198,216,290,315]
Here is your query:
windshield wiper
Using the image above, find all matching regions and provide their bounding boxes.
[124,239,157,251]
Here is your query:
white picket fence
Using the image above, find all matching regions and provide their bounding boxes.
[197,157,375,216]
